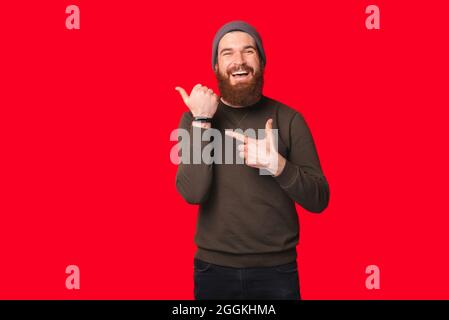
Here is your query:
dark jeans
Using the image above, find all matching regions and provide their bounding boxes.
[194,258,301,300]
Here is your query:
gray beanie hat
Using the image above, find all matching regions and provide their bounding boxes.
[211,20,266,71]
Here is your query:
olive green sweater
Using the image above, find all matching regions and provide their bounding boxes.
[176,95,330,268]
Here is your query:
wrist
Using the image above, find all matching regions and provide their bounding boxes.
[272,155,286,177]
[193,115,213,122]
[192,112,215,118]
[192,121,211,129]
[192,115,213,129]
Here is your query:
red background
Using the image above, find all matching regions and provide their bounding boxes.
[1,1,448,299]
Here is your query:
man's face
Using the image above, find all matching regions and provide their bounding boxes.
[215,31,264,106]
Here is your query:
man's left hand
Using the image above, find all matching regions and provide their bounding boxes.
[225,119,286,176]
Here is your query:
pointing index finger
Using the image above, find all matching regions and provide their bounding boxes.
[225,130,248,144]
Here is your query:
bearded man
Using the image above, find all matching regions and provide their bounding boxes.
[175,21,330,300]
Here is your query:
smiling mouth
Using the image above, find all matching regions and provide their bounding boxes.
[231,70,251,78]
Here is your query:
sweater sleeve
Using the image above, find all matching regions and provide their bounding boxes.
[274,112,330,213]
[175,112,214,204]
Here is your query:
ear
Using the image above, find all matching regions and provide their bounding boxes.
[214,63,218,73]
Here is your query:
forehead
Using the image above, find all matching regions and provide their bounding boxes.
[218,31,256,50]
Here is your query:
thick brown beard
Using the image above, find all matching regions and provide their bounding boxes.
[215,65,264,107]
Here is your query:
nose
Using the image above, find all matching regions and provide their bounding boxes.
[233,51,245,65]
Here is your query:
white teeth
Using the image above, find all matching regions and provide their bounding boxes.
[232,71,249,76]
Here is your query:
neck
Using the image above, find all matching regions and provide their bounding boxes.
[220,96,262,108]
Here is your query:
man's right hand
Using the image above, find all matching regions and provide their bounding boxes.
[175,84,218,118]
